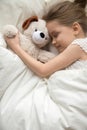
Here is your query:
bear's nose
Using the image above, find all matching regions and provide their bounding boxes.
[40,32,45,38]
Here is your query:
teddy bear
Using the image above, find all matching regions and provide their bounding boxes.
[2,16,56,63]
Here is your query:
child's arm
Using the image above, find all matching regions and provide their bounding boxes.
[5,35,82,77]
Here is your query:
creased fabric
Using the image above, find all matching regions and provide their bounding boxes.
[0,47,87,130]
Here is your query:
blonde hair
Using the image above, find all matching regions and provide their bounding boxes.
[44,0,87,33]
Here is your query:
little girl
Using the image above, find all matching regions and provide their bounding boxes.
[5,0,87,77]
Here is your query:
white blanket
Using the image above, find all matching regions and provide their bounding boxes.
[0,47,87,130]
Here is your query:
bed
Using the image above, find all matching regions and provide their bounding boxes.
[0,0,87,130]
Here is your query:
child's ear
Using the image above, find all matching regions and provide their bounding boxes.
[72,22,81,36]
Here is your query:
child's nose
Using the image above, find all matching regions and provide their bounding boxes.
[52,39,56,45]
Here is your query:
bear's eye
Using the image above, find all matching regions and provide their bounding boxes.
[35,29,37,31]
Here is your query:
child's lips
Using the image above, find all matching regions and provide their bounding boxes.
[53,44,64,52]
[55,44,61,49]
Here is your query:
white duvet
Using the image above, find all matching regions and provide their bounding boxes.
[0,46,87,130]
[0,0,87,129]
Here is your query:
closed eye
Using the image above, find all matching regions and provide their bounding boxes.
[52,32,59,38]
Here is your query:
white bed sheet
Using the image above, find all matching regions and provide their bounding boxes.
[0,0,87,130]
[0,47,87,130]
[0,0,46,32]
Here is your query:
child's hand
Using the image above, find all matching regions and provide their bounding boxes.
[4,33,20,50]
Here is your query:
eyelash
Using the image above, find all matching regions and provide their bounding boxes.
[52,32,59,38]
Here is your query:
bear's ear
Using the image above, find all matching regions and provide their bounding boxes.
[22,16,38,30]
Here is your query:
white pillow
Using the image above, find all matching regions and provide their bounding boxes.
[0,33,7,48]
[0,0,46,31]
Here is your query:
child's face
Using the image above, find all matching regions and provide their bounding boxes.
[46,20,76,53]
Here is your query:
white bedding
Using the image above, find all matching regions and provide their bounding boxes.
[0,0,46,32]
[0,47,87,130]
[0,0,87,130]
